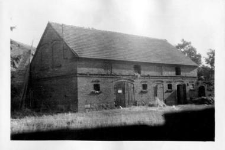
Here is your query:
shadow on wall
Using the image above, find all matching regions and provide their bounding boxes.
[165,90,177,105]
[11,107,214,141]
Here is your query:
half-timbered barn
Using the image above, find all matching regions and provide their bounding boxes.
[29,22,198,112]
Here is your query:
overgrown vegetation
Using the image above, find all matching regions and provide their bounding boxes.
[176,39,215,93]
[11,105,213,134]
[175,39,202,66]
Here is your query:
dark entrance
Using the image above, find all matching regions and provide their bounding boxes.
[177,84,187,104]
[198,86,206,97]
[114,81,135,107]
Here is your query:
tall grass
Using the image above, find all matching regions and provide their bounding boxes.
[11,105,213,134]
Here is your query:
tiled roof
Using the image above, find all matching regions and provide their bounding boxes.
[49,22,197,66]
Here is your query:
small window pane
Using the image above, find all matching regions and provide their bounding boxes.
[168,84,172,90]
[93,84,100,91]
[175,67,181,75]
[142,84,147,90]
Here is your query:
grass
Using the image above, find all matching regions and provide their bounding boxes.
[11,104,213,135]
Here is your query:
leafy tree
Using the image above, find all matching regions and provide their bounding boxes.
[197,49,215,82]
[197,65,212,81]
[175,39,202,66]
[205,49,215,70]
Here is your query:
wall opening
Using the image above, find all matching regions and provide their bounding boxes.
[114,81,134,107]
[142,84,148,91]
[177,84,187,104]
[134,65,141,74]
[168,84,172,90]
[93,84,100,92]
[175,67,181,75]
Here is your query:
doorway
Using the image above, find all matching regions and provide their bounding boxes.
[114,81,134,107]
[177,84,187,104]
[154,84,164,101]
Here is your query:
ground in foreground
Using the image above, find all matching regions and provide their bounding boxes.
[11,105,214,141]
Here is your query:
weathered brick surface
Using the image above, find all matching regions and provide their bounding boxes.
[77,58,197,77]
[77,76,115,112]
[31,76,77,112]
[76,75,197,111]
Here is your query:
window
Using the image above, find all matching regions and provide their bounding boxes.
[93,84,100,92]
[103,62,112,74]
[168,84,172,90]
[142,84,148,91]
[175,67,181,75]
[134,65,141,74]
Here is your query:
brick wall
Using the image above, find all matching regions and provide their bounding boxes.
[31,24,77,80]
[31,76,77,112]
[76,75,197,112]
[77,76,115,112]
[77,58,197,77]
[30,23,198,112]
[30,24,78,112]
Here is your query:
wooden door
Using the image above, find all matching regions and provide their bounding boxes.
[125,82,135,107]
[177,84,187,104]
[114,81,134,107]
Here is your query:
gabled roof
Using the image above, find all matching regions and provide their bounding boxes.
[49,22,197,66]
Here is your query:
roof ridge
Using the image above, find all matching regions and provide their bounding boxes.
[49,22,166,42]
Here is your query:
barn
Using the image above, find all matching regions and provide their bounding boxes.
[29,22,198,112]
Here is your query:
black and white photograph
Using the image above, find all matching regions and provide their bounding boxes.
[0,0,225,149]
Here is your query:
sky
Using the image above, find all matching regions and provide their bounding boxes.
[8,0,224,60]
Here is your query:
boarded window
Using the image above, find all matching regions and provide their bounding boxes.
[175,67,181,75]
[142,84,148,90]
[52,42,63,68]
[93,84,100,92]
[134,65,141,74]
[168,84,172,90]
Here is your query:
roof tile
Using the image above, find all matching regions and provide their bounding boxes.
[49,22,197,66]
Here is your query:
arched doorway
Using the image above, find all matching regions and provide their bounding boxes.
[154,83,164,101]
[177,84,187,104]
[114,81,135,107]
[198,86,206,97]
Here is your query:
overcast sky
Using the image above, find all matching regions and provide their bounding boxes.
[9,0,224,59]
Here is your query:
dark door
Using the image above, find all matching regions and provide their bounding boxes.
[114,81,134,107]
[177,84,187,104]
[198,86,206,97]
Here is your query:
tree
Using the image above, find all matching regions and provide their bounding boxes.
[197,49,215,82]
[175,39,202,66]
[205,49,215,70]
[197,65,212,81]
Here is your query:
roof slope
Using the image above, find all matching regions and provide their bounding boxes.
[49,22,197,66]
